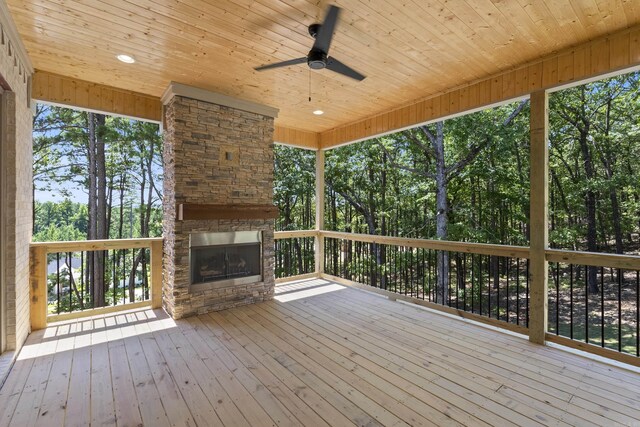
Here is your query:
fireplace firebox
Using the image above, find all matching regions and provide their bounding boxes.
[190,231,262,291]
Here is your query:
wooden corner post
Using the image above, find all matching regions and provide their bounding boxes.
[150,239,163,309]
[315,149,325,275]
[30,246,48,330]
[529,90,549,344]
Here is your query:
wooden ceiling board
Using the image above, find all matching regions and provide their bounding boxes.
[7,0,640,132]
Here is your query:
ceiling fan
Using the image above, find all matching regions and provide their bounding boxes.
[254,5,366,81]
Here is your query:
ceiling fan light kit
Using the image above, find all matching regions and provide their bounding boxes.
[255,5,366,81]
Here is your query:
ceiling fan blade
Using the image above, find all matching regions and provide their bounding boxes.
[326,57,366,81]
[254,57,307,71]
[312,5,340,53]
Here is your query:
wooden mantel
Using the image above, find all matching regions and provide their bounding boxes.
[176,204,279,221]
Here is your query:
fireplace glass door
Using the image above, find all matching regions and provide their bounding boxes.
[190,231,263,289]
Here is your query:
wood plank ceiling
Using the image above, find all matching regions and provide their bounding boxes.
[7,0,640,132]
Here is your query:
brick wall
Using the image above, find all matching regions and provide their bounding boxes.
[162,94,275,318]
[0,19,33,354]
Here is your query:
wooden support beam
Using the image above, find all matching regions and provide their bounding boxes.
[315,150,325,275]
[29,246,48,330]
[150,239,163,309]
[529,90,549,345]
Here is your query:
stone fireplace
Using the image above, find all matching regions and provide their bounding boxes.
[161,83,279,319]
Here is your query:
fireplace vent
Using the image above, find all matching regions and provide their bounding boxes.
[190,231,263,291]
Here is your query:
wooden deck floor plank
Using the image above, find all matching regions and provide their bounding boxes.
[63,324,92,427]
[133,315,197,427]
[329,284,640,399]
[229,305,438,427]
[33,333,75,427]
[207,310,383,427]
[238,303,455,427]
[166,322,266,427]
[0,331,42,425]
[275,294,564,427]
[183,316,333,427]
[316,291,583,401]
[147,317,223,427]
[2,279,640,427]
[313,289,636,425]
[8,329,59,426]
[250,300,498,427]
[329,286,640,414]
[283,290,581,427]
[196,313,357,427]
[217,309,406,426]
[107,317,145,427]
[121,333,171,427]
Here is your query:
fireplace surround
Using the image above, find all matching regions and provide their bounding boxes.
[161,83,279,318]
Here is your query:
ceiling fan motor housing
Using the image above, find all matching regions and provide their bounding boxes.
[307,49,327,69]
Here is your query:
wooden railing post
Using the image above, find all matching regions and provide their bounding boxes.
[150,239,163,309]
[30,246,48,330]
[529,90,549,344]
[315,149,325,275]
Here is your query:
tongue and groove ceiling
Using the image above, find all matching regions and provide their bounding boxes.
[6,0,640,132]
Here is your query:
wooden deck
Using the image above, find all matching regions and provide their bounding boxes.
[1,278,640,427]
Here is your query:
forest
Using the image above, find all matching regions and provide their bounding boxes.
[33,105,162,311]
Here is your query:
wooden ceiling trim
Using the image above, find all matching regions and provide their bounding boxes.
[32,71,162,122]
[32,70,319,149]
[320,26,640,149]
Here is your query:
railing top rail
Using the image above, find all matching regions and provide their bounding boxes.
[545,248,640,270]
[321,230,531,259]
[274,230,319,239]
[30,237,163,252]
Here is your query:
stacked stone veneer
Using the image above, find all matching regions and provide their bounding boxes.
[162,93,275,319]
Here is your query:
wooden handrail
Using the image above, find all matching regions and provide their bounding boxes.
[30,237,163,252]
[321,231,531,259]
[545,248,640,270]
[29,237,164,329]
[274,230,640,270]
[274,230,319,239]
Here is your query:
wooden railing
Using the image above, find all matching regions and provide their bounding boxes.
[273,230,318,281]
[274,230,640,366]
[29,238,163,329]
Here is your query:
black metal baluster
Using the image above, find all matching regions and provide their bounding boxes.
[487,256,491,318]
[113,251,117,305]
[569,264,574,340]
[471,254,475,314]
[56,252,61,314]
[80,251,84,307]
[585,265,589,345]
[479,255,483,317]
[506,257,510,323]
[526,259,530,327]
[516,258,520,326]
[556,262,560,335]
[618,268,622,353]
[462,254,467,311]
[68,252,73,312]
[601,266,605,348]
[636,270,639,357]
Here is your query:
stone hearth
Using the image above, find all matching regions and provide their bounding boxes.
[161,83,278,319]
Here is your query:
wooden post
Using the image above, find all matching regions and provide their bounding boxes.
[30,246,48,330]
[529,90,549,345]
[150,240,163,309]
[315,149,325,275]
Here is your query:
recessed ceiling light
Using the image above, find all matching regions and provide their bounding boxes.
[116,54,136,64]
[313,110,324,115]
